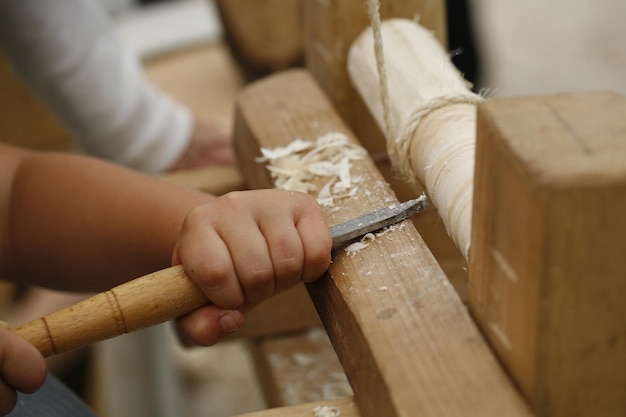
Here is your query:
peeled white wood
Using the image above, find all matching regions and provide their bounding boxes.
[348,18,480,258]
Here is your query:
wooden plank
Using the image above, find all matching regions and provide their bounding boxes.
[234,69,531,417]
[302,0,446,153]
[470,91,626,417]
[235,397,359,417]
[230,284,322,340]
[250,327,351,407]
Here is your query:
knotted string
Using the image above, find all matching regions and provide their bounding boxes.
[365,0,482,189]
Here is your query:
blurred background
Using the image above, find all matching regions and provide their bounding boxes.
[1,0,624,416]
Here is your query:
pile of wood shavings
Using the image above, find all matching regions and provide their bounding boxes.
[313,405,341,417]
[256,132,367,206]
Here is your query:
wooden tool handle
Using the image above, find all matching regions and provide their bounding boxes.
[11,265,208,357]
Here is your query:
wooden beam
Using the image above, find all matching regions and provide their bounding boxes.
[234,69,531,417]
[229,284,321,340]
[470,91,626,417]
[250,327,351,407]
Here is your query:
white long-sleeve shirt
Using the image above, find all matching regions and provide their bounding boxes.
[0,0,192,173]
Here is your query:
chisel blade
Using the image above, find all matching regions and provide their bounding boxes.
[330,194,428,251]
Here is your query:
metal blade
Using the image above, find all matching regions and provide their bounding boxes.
[330,194,428,251]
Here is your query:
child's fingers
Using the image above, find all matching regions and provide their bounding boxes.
[0,328,47,415]
[220,217,276,306]
[257,211,305,295]
[0,381,17,417]
[177,211,244,309]
[257,191,331,286]
[295,203,333,283]
[176,305,244,346]
[175,190,332,314]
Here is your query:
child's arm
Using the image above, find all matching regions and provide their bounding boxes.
[0,143,331,412]
[0,143,212,290]
[1,144,331,298]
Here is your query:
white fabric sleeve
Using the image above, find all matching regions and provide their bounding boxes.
[0,0,192,173]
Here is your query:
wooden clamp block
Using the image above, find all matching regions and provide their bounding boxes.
[234,69,531,417]
[470,91,626,417]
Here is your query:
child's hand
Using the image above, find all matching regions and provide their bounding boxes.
[172,190,332,346]
[0,323,47,416]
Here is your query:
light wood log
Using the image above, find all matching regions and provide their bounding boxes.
[234,69,531,417]
[302,0,446,153]
[470,92,626,417]
[12,265,207,357]
[347,19,479,259]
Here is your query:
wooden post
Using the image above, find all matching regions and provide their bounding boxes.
[234,69,531,417]
[470,91,626,417]
[215,0,303,74]
[302,0,446,153]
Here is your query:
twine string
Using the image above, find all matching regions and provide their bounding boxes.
[362,4,483,257]
[366,0,396,142]
[365,0,482,187]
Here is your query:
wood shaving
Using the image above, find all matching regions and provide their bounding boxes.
[345,232,376,255]
[313,405,341,417]
[344,222,408,255]
[256,133,367,206]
